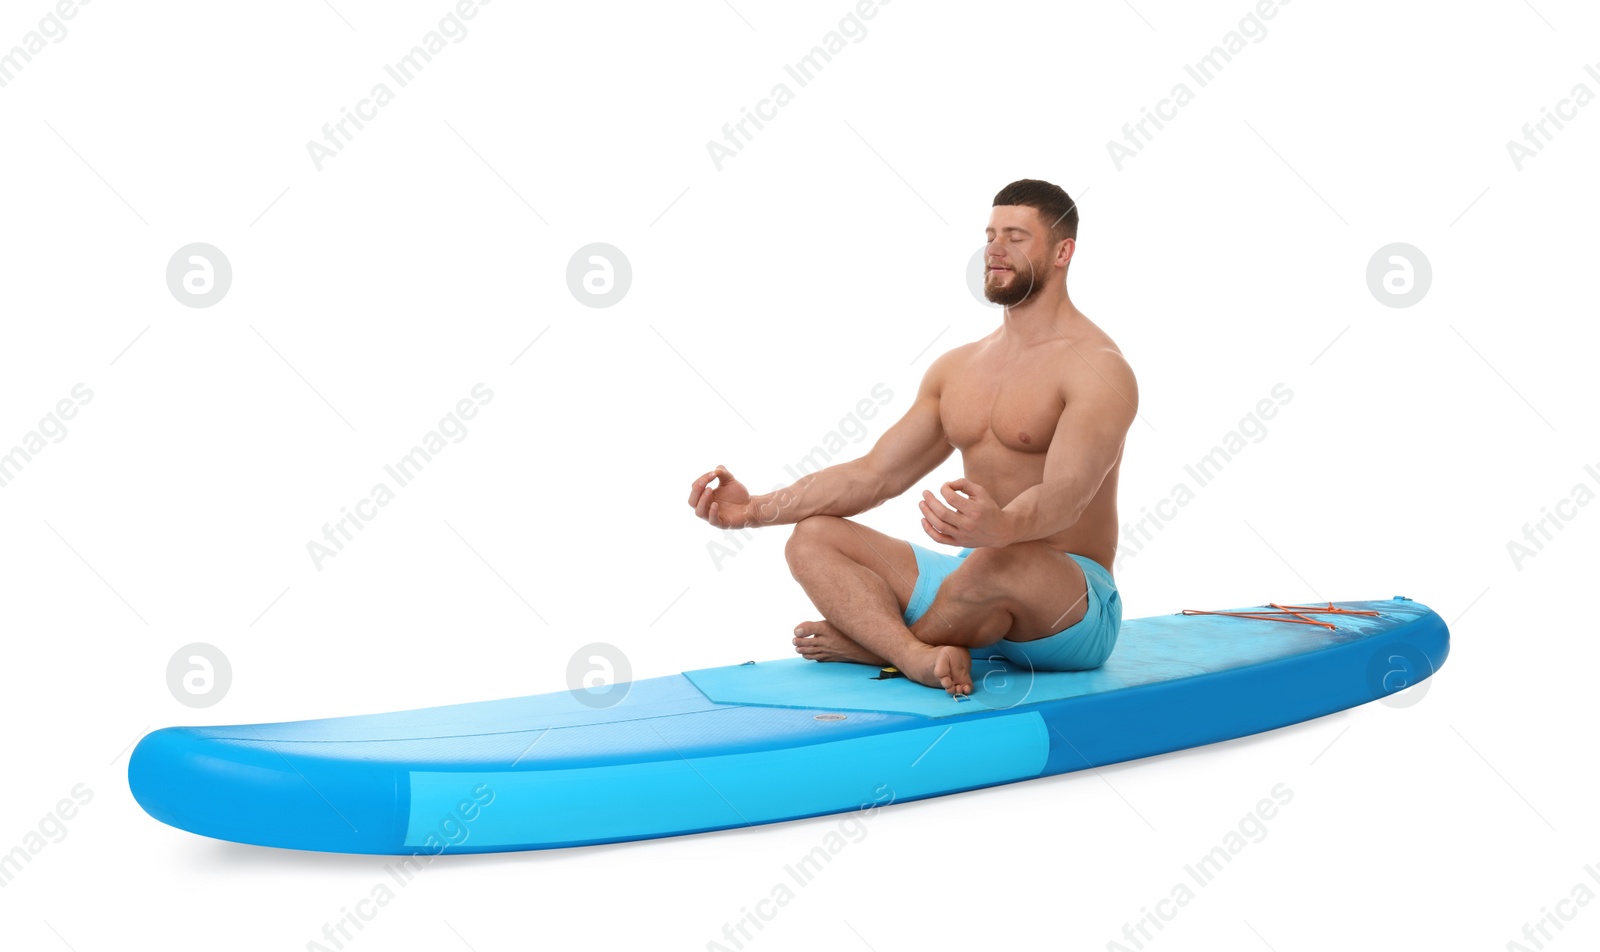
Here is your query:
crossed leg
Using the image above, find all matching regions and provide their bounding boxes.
[784,514,1091,695]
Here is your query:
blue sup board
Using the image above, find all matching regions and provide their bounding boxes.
[129,597,1447,854]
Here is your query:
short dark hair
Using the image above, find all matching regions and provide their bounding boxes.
[992,179,1078,248]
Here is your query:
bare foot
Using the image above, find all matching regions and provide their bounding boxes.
[897,643,973,697]
[792,620,889,666]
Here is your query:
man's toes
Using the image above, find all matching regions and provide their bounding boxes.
[933,646,973,696]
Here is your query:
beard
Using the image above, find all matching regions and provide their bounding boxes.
[983,256,1045,307]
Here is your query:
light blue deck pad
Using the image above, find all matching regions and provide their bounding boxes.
[127,597,1448,854]
[685,598,1437,718]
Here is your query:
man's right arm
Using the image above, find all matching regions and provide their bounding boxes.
[747,350,959,526]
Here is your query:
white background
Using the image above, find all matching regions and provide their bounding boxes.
[1,0,1596,949]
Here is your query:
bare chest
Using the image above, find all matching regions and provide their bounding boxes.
[941,362,1064,455]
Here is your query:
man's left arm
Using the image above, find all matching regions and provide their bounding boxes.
[1002,348,1138,544]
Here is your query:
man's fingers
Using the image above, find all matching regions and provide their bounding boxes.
[922,504,954,536]
[939,482,969,512]
[922,490,962,529]
[945,478,983,505]
[691,464,749,526]
[921,517,955,544]
[689,466,735,508]
[694,483,716,520]
[688,470,716,507]
[919,499,957,536]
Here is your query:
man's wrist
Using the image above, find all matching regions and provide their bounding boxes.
[753,490,796,527]
[1001,505,1030,546]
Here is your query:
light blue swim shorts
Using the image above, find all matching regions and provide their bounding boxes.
[901,544,1122,671]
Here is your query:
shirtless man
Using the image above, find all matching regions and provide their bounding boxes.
[687,179,1137,697]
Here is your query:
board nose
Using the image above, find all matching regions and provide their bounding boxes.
[128,726,402,854]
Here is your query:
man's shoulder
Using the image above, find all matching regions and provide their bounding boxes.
[1061,315,1132,375]
[1057,318,1137,411]
[924,338,985,379]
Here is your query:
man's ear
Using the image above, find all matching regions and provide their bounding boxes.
[1056,237,1076,269]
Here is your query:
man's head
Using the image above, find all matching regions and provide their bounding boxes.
[984,179,1078,307]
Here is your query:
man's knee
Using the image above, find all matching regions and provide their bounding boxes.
[784,514,845,569]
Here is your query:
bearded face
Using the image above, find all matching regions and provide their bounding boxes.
[983,250,1045,307]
